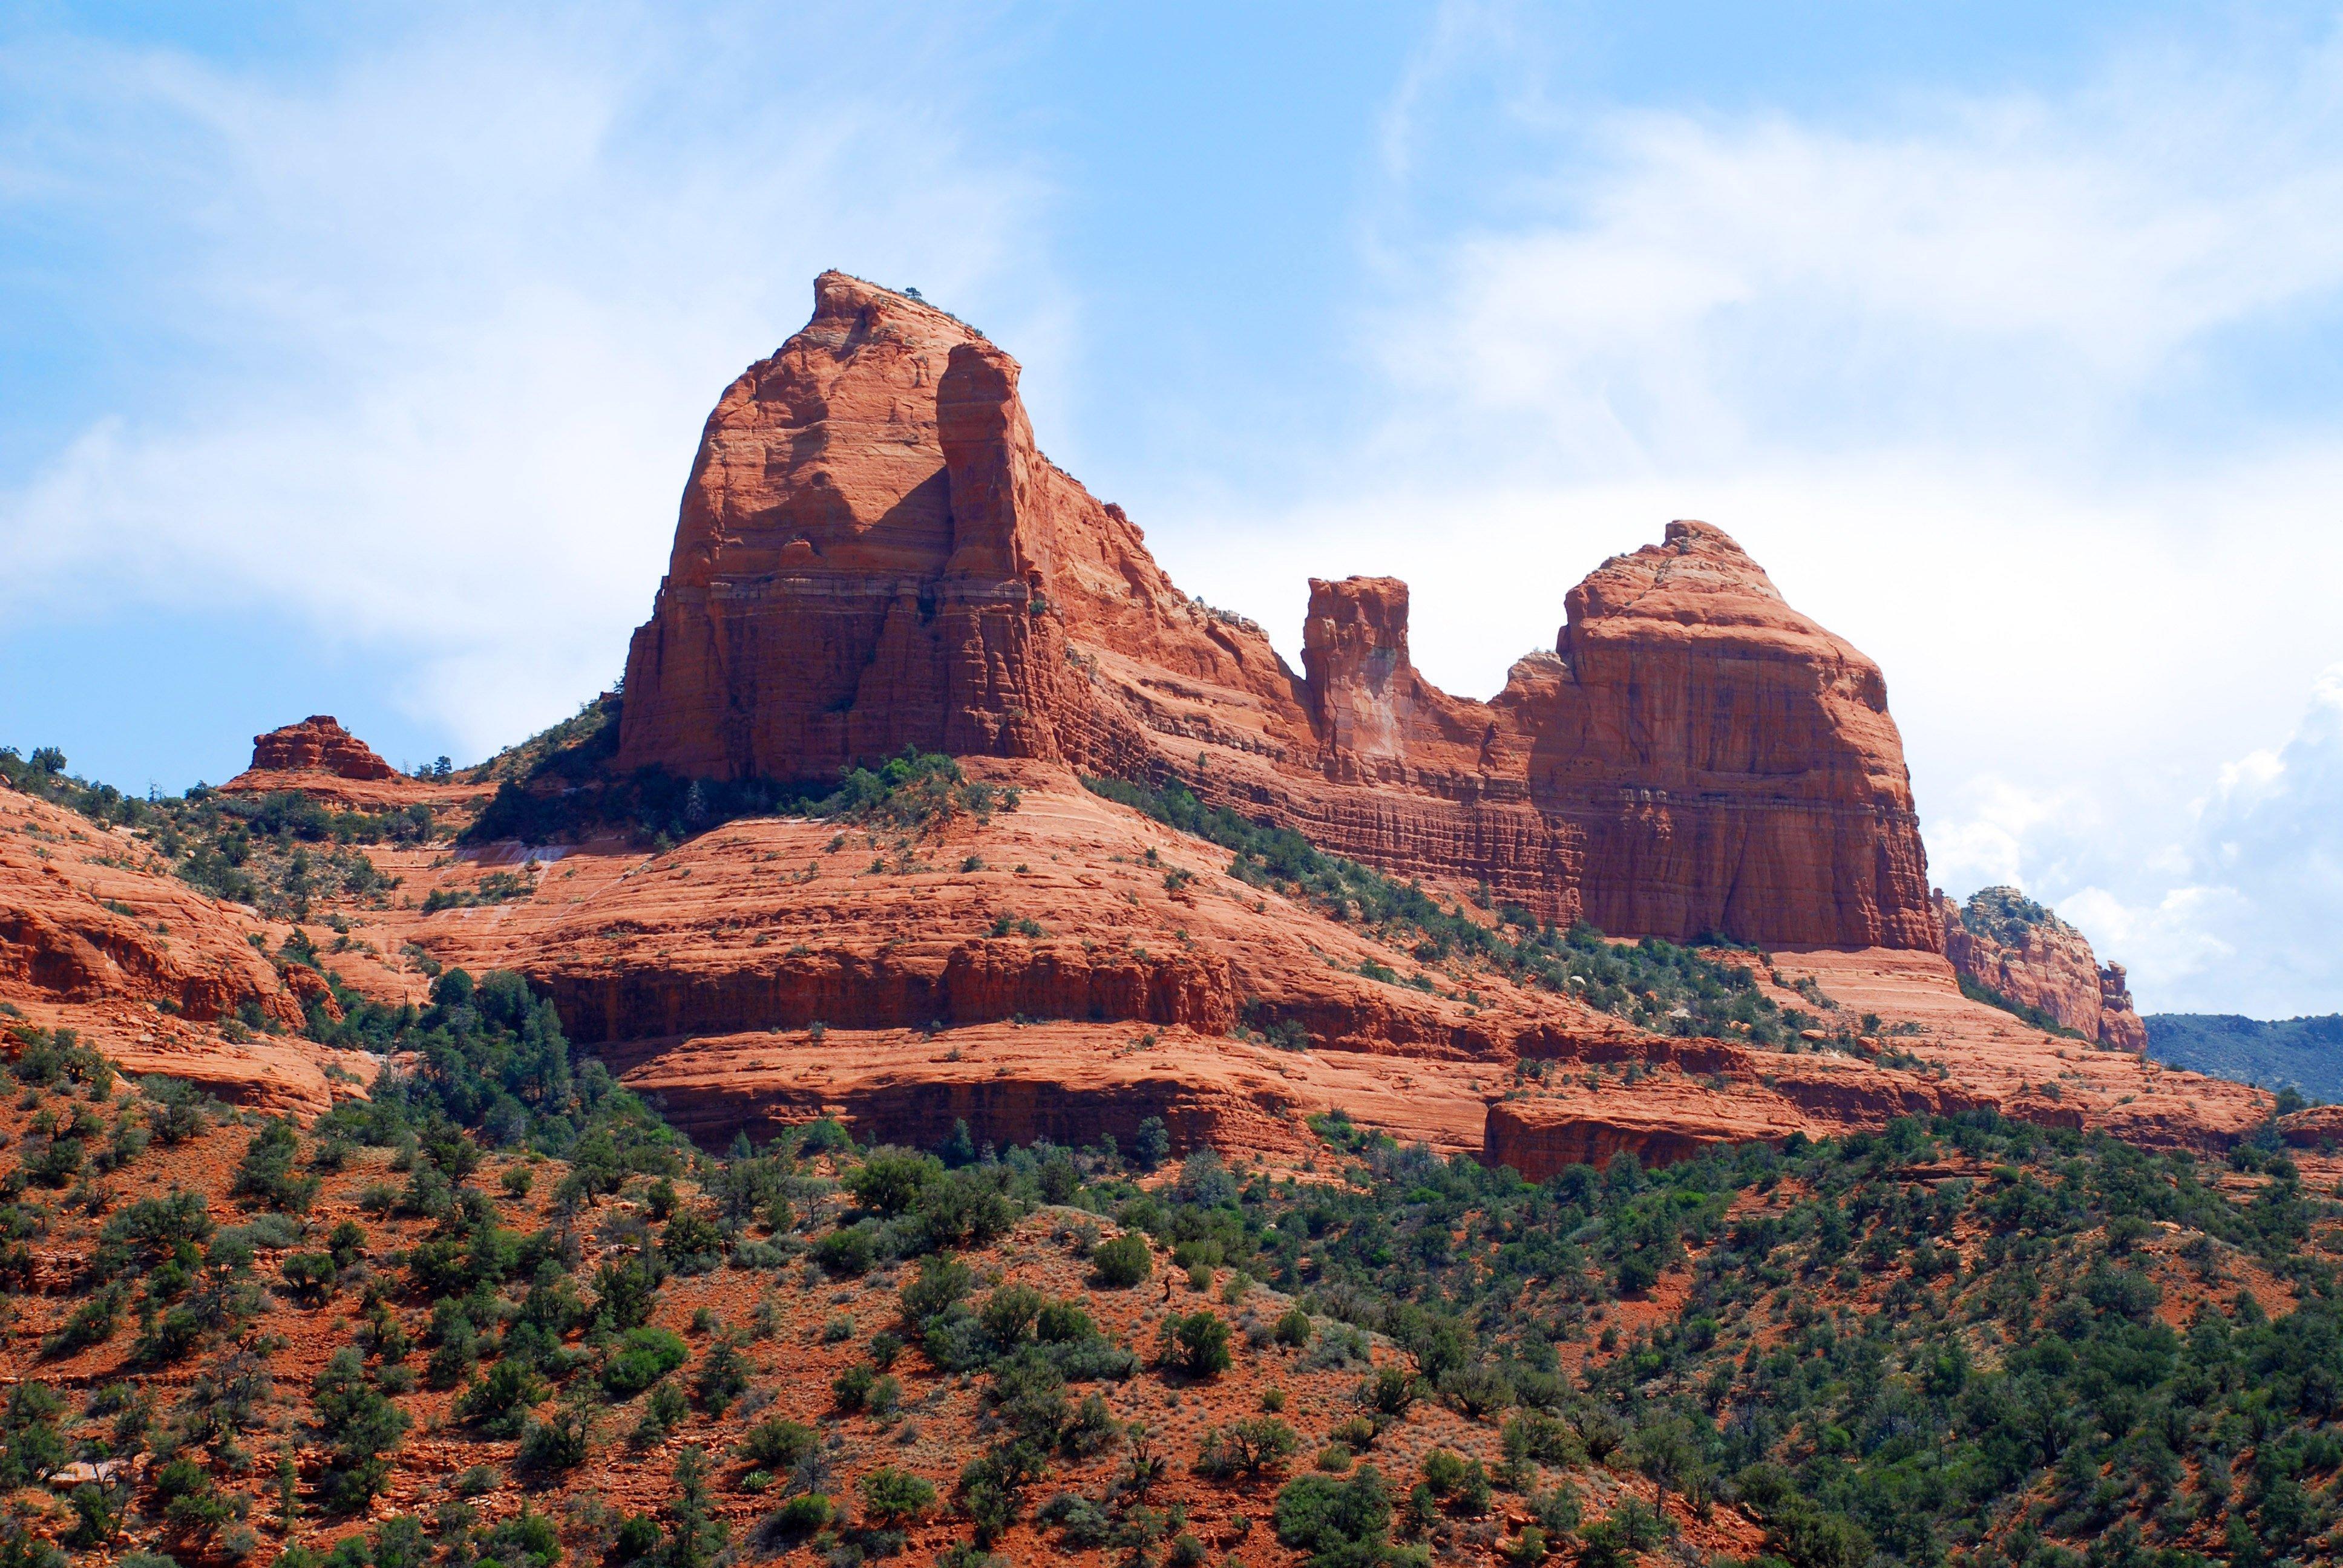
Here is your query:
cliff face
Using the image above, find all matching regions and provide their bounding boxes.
[614,272,1934,950]
[1937,886,2148,1048]
[387,765,2260,1169]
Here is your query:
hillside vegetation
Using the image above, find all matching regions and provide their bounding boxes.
[2,989,2341,1568]
[2146,1015,2343,1102]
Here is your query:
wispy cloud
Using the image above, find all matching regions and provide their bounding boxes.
[0,5,1057,754]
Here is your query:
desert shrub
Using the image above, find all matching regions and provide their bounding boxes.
[231,1117,320,1212]
[1576,1499,1667,1568]
[763,1494,831,1540]
[847,1148,942,1217]
[1420,1449,1490,1514]
[902,1255,975,1324]
[1439,1362,1512,1419]
[1037,1492,1112,1548]
[515,1396,594,1474]
[280,1252,337,1303]
[859,1466,937,1527]
[454,1359,548,1437]
[1274,1468,1398,1565]
[601,1327,689,1397]
[1157,1310,1232,1379]
[737,1417,818,1470]
[814,1220,879,1276]
[1090,1232,1153,1287]
[1198,1417,1298,1480]
[1358,1367,1417,1417]
[309,1348,410,1512]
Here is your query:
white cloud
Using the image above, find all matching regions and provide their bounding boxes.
[0,7,1059,755]
[2030,669,2343,1014]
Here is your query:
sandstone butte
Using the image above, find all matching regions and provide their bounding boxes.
[220,714,494,812]
[1935,885,2148,1050]
[0,271,2299,1176]
[614,272,1934,951]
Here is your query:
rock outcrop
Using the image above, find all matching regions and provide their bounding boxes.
[243,716,398,782]
[0,788,301,1028]
[1937,886,2148,1048]
[223,716,493,814]
[611,272,1935,950]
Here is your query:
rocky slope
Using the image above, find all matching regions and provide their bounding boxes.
[375,760,2257,1172]
[613,273,1934,950]
[1935,886,2148,1048]
[0,780,378,1114]
[0,1040,2329,1568]
[4,688,2249,1173]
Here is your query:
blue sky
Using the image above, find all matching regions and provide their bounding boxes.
[8,1,2343,1016]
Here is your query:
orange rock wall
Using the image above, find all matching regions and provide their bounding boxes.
[0,783,379,1116]
[611,272,1936,951]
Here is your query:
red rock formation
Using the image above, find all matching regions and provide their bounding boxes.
[2099,961,2149,1052]
[1483,1060,1990,1181]
[243,716,398,781]
[223,716,493,815]
[1936,886,2148,1048]
[1512,523,1936,948]
[610,272,1934,950]
[2279,1105,2343,1151]
[0,789,301,1028]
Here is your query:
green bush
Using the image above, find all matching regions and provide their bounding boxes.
[736,1417,817,1469]
[280,1252,338,1303]
[1157,1311,1232,1379]
[515,1398,594,1474]
[814,1221,878,1276]
[847,1148,943,1216]
[601,1327,690,1397]
[858,1466,938,1526]
[901,1255,975,1323]
[1274,1467,1396,1564]
[766,1494,831,1538]
[453,1359,548,1436]
[1090,1232,1152,1288]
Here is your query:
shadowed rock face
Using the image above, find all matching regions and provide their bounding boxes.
[615,271,1936,950]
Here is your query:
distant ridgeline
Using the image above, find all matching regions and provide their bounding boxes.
[2145,1013,2343,1099]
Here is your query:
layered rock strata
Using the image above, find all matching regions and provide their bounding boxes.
[1937,886,2148,1048]
[243,715,398,780]
[381,764,2256,1168]
[613,272,1934,950]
